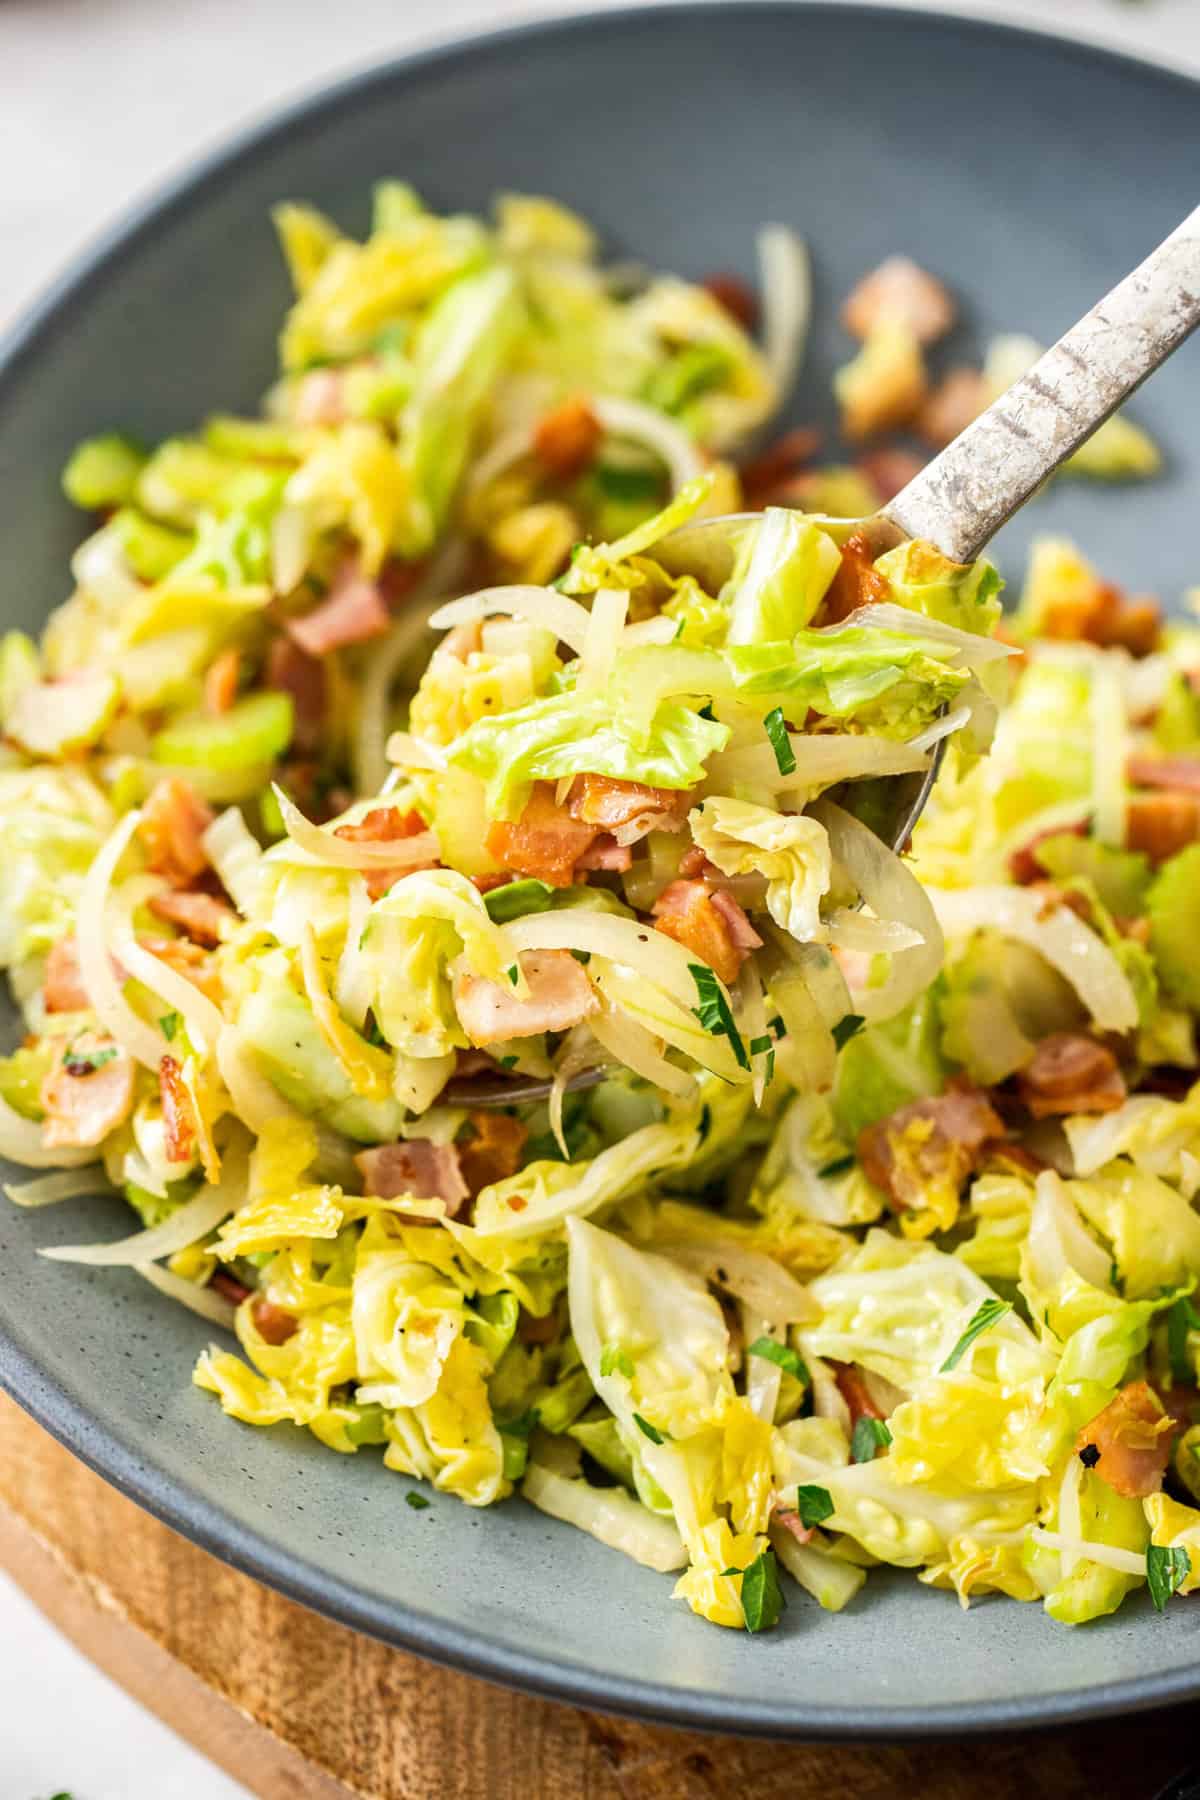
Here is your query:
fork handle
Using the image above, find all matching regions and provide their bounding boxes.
[881,204,1200,564]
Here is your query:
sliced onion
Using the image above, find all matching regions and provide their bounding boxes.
[1030,1528,1146,1577]
[4,1166,113,1206]
[811,799,942,1023]
[215,1026,302,1136]
[384,730,447,773]
[930,886,1138,1033]
[757,224,811,405]
[334,876,373,1030]
[576,587,629,701]
[202,808,265,915]
[40,1142,248,1266]
[276,786,438,870]
[136,1260,238,1329]
[505,909,730,1010]
[906,705,973,754]
[742,1308,783,1422]
[429,585,591,655]
[704,733,928,797]
[823,911,924,954]
[590,396,703,494]
[587,1004,696,1100]
[839,603,1016,669]
[806,1352,852,1433]
[111,883,225,1058]
[654,1237,814,1325]
[549,1025,609,1157]
[0,1093,96,1170]
[734,956,771,1107]
[620,616,678,649]
[77,811,170,1071]
[355,536,470,794]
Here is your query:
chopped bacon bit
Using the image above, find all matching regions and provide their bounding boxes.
[469,871,512,895]
[703,272,758,331]
[44,935,91,1013]
[857,1080,1005,1217]
[354,1139,471,1219]
[1017,1032,1126,1119]
[533,397,602,480]
[138,934,222,1006]
[772,1509,817,1546]
[1118,914,1151,947]
[287,561,390,658]
[293,368,348,427]
[138,778,214,887]
[266,636,325,755]
[1128,753,1200,796]
[40,1031,135,1150]
[1008,818,1086,885]
[517,1307,560,1346]
[855,447,924,502]
[652,878,755,987]
[1126,792,1200,863]
[158,1054,197,1164]
[454,949,598,1046]
[486,782,600,887]
[739,427,822,508]
[575,835,634,873]
[1076,1380,1173,1498]
[203,646,241,716]
[832,1361,885,1424]
[566,773,693,845]
[677,844,716,880]
[1153,1383,1197,1438]
[250,1297,299,1345]
[1038,579,1163,658]
[334,806,435,900]
[459,1111,528,1197]
[210,1270,252,1307]
[842,257,956,346]
[915,367,987,448]
[709,887,764,951]
[1105,597,1163,658]
[148,889,235,947]
[819,531,893,626]
[443,619,483,661]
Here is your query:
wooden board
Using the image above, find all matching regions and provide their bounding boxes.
[0,1391,1190,1799]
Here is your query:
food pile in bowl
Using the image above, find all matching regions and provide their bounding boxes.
[5,182,1200,1633]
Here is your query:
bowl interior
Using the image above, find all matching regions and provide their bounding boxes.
[2,2,1200,1735]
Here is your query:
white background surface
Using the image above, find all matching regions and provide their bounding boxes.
[0,1,1195,1795]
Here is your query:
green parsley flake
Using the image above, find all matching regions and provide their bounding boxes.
[687,962,749,1070]
[159,1011,181,1042]
[633,1412,664,1444]
[831,1014,866,1051]
[940,1298,1012,1372]
[599,1343,634,1380]
[63,1046,118,1077]
[405,1491,430,1511]
[793,1484,835,1529]
[739,1548,787,1633]
[505,963,520,986]
[762,707,797,776]
[817,1153,856,1180]
[851,1416,893,1463]
[1147,1542,1191,1612]
[746,1337,809,1384]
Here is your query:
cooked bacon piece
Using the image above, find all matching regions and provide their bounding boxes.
[44,935,91,1013]
[915,367,987,449]
[138,778,214,887]
[772,1509,817,1546]
[857,1081,1005,1217]
[354,1139,471,1218]
[1128,753,1200,796]
[148,889,235,947]
[287,562,390,658]
[469,871,512,895]
[677,844,716,880]
[832,1362,885,1424]
[652,878,755,987]
[739,427,822,507]
[458,1111,529,1197]
[517,1306,561,1347]
[210,1270,252,1307]
[1018,1032,1126,1119]
[855,447,924,502]
[250,1297,299,1346]
[533,398,602,480]
[266,636,325,755]
[334,805,435,899]
[1008,818,1086,885]
[820,531,892,626]
[293,368,348,427]
[1038,579,1163,658]
[138,934,221,1006]
[1076,1380,1173,1498]
[703,273,758,331]
[843,257,955,345]
[40,1031,134,1150]
[486,783,599,887]
[1105,597,1162,658]
[158,1054,197,1164]
[575,836,634,873]
[203,646,241,716]
[709,888,764,951]
[454,949,598,1046]
[1126,792,1200,862]
[566,773,694,845]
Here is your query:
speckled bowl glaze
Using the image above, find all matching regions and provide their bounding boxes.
[2,2,1200,1737]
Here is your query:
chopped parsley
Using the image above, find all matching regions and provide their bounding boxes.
[505,963,520,986]
[746,1337,809,1384]
[688,962,749,1070]
[739,1548,787,1633]
[633,1412,664,1444]
[63,1045,118,1078]
[762,706,796,776]
[793,1484,835,1529]
[405,1491,430,1511]
[599,1343,634,1380]
[497,1054,519,1070]
[851,1416,893,1463]
[831,1013,866,1051]
[768,1013,785,1040]
[1147,1542,1191,1613]
[159,1010,181,1042]
[817,1153,856,1180]
[748,1032,775,1083]
[940,1298,1012,1372]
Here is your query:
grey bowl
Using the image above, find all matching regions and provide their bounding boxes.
[2,2,1200,1738]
